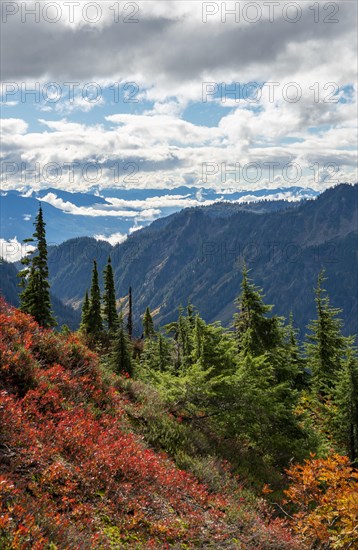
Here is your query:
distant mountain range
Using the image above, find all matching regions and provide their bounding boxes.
[1,184,356,338]
[46,184,358,337]
[0,185,319,245]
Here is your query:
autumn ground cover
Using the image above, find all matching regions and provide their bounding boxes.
[0,299,300,548]
[1,299,357,548]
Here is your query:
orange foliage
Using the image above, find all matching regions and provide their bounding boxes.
[285,453,358,548]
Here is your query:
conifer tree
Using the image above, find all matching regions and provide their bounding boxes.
[287,312,300,364]
[306,270,348,395]
[191,314,236,376]
[187,301,195,328]
[283,312,308,390]
[18,204,56,328]
[143,306,155,339]
[165,317,181,371]
[87,260,103,336]
[103,257,118,333]
[141,332,172,372]
[232,267,307,462]
[178,307,193,370]
[157,333,171,372]
[192,314,204,363]
[235,264,282,357]
[332,348,358,462]
[229,352,307,465]
[127,286,133,338]
[80,289,90,332]
[110,313,133,376]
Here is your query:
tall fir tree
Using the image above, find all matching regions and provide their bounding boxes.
[235,264,283,357]
[229,352,307,465]
[110,313,133,376]
[191,314,236,376]
[127,286,133,338]
[143,306,155,339]
[141,332,172,373]
[165,315,181,371]
[80,289,90,332]
[178,307,193,370]
[157,333,171,372]
[187,301,195,329]
[18,204,56,328]
[306,270,348,395]
[103,257,118,333]
[280,312,308,390]
[87,260,103,336]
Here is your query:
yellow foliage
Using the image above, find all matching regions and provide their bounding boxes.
[285,454,358,548]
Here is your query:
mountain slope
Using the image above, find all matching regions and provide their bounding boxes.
[45,184,358,337]
[0,299,300,548]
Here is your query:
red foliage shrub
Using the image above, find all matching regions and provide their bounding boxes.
[0,300,300,548]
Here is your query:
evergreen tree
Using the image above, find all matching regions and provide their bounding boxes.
[227,353,307,465]
[191,314,236,377]
[103,257,118,333]
[306,271,348,395]
[282,312,308,390]
[143,306,155,339]
[287,312,300,365]
[178,307,193,370]
[127,286,133,338]
[18,204,56,328]
[157,333,171,372]
[332,348,358,462]
[192,314,204,363]
[232,267,308,463]
[187,301,195,328]
[110,313,133,376]
[235,264,282,357]
[87,260,103,336]
[165,316,181,371]
[141,332,172,373]
[80,289,90,332]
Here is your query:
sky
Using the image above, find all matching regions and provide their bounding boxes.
[0,0,357,203]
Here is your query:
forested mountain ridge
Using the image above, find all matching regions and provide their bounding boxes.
[43,183,357,336]
[0,186,318,244]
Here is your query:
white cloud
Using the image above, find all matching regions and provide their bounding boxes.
[0,238,35,263]
[2,1,356,101]
[129,224,144,234]
[94,232,127,246]
[105,194,216,210]
[1,118,28,134]
[0,1,356,193]
[39,192,161,218]
[0,101,18,107]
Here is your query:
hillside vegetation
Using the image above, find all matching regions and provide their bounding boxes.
[2,186,358,549]
[1,267,358,548]
[0,299,301,549]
